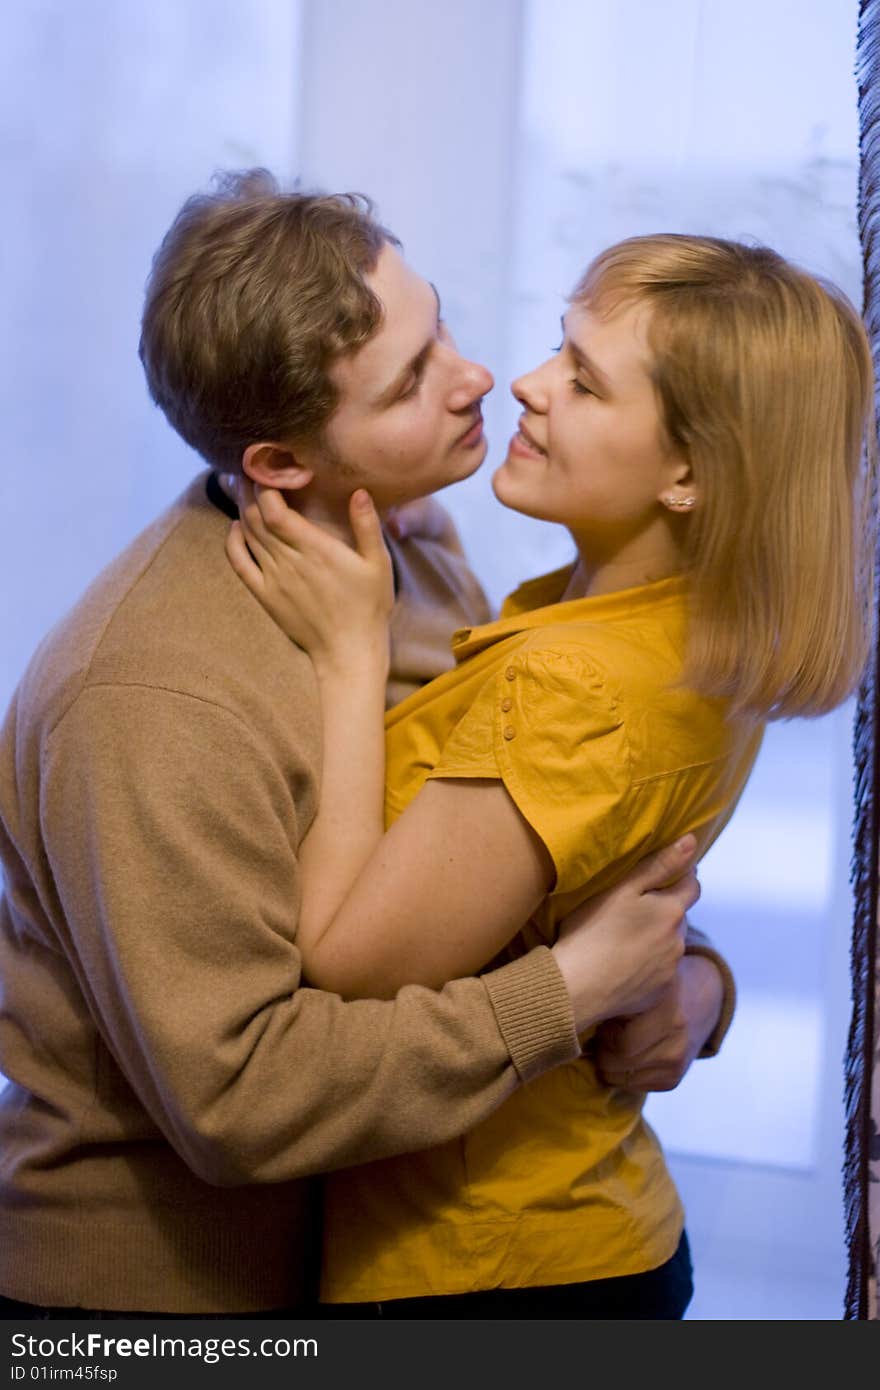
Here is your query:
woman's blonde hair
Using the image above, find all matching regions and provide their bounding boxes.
[573,234,877,720]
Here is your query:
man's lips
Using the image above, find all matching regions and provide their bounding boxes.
[456,412,484,447]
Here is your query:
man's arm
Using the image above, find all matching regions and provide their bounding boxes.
[41,682,697,1188]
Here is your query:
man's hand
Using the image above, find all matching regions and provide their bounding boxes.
[550,837,701,1035]
[593,954,724,1092]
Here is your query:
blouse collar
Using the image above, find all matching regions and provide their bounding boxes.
[450,565,689,662]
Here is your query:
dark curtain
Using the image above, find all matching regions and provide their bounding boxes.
[848,0,880,1323]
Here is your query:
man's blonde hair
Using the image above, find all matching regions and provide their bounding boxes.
[139,169,398,473]
[573,234,876,720]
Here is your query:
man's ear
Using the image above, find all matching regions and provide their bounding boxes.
[241,442,314,492]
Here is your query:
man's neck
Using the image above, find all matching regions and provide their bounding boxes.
[218,473,363,547]
[291,491,358,546]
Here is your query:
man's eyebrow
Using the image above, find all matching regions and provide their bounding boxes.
[374,285,444,406]
[560,314,611,392]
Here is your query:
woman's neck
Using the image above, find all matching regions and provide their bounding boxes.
[564,519,687,600]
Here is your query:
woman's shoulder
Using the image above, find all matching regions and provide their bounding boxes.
[494,629,625,748]
[503,616,714,754]
[508,624,622,696]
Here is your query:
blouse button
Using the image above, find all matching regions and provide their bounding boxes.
[503,725,516,741]
[501,697,513,712]
[505,666,517,681]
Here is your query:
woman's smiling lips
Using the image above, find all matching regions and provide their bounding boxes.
[509,418,547,458]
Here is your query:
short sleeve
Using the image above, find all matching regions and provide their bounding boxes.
[427,644,632,896]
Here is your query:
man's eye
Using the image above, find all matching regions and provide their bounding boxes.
[399,376,420,401]
[570,378,594,396]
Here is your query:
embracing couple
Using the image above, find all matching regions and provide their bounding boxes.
[0,169,871,1321]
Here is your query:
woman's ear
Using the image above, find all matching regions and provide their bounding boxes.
[659,454,698,512]
[241,442,314,492]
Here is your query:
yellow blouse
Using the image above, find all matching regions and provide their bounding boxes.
[320,565,764,1302]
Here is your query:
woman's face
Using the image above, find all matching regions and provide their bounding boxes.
[492,299,687,543]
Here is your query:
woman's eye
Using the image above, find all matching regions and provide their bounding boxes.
[570,378,594,396]
[399,376,420,401]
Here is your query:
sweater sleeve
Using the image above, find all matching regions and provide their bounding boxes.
[40,684,578,1188]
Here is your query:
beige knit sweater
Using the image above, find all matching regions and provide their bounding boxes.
[0,474,579,1313]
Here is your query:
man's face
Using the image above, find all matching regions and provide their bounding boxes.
[298,243,494,511]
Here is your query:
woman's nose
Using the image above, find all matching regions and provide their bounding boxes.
[511,361,549,412]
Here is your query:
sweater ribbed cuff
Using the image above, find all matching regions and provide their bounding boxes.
[483,946,580,1082]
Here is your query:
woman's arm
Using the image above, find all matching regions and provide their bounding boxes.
[227,488,687,1014]
[305,775,555,997]
[227,485,394,956]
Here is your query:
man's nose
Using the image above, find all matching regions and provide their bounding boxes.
[449,358,494,412]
